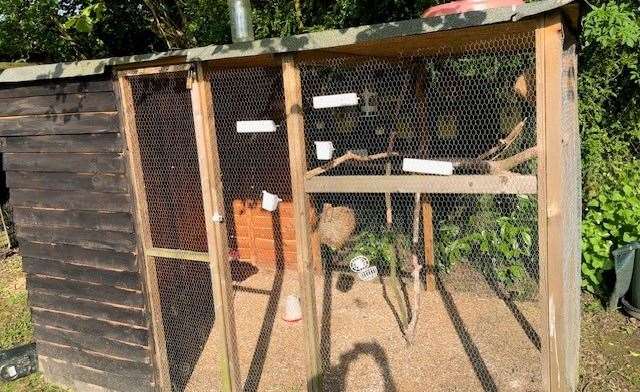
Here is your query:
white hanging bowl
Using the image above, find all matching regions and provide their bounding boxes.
[261,191,282,211]
[314,141,335,160]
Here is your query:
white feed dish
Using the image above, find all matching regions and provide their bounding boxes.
[283,294,302,322]
[313,93,359,109]
[349,255,370,272]
[314,141,335,160]
[261,191,282,211]
[358,266,378,281]
[236,120,277,133]
[402,158,454,176]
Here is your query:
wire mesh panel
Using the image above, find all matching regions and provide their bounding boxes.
[128,71,220,391]
[297,31,542,390]
[206,65,306,391]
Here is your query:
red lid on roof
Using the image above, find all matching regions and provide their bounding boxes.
[422,0,524,18]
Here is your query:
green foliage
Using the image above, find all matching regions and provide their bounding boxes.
[437,195,536,294]
[347,227,411,271]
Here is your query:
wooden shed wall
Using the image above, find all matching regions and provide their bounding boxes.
[0,77,156,392]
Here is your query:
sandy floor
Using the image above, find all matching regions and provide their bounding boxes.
[182,268,541,392]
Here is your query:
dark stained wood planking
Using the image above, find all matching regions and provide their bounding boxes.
[30,292,146,327]
[22,257,140,290]
[13,207,133,232]
[0,79,113,99]
[27,275,144,308]
[10,189,130,212]
[36,341,152,380]
[38,356,154,392]
[0,112,118,137]
[4,153,124,173]
[17,225,136,253]
[0,92,116,116]
[34,325,149,363]
[7,172,128,193]
[0,133,122,153]
[21,241,137,271]
[31,308,148,346]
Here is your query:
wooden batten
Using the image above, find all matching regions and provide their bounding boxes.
[282,55,323,392]
[115,73,172,391]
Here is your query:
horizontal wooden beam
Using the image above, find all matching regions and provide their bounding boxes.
[145,247,209,263]
[117,64,191,77]
[304,175,537,194]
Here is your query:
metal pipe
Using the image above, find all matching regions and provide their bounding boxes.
[228,0,254,43]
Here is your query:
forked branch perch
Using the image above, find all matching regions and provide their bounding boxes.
[454,146,538,174]
[403,192,423,345]
[305,151,398,179]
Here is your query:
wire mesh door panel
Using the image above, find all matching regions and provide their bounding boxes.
[298,32,543,391]
[206,65,306,391]
[126,69,222,391]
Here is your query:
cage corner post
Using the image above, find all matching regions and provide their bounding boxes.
[536,11,581,392]
[189,61,242,391]
[281,54,323,392]
[114,72,172,392]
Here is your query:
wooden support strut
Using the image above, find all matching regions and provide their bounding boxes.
[282,55,323,392]
[190,63,242,391]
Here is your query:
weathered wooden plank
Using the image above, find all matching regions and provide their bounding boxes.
[21,241,137,271]
[17,225,136,253]
[30,292,145,327]
[0,92,116,117]
[0,79,113,99]
[0,133,122,153]
[305,175,538,194]
[146,247,208,262]
[36,341,152,380]
[34,325,149,364]
[4,153,124,173]
[7,171,128,193]
[13,207,133,233]
[27,275,144,308]
[0,112,118,137]
[32,308,148,346]
[10,189,130,212]
[38,355,154,392]
[22,257,140,290]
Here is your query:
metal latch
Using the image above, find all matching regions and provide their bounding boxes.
[212,212,224,223]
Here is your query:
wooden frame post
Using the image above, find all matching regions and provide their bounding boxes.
[536,12,581,392]
[282,55,323,391]
[116,74,172,392]
[190,62,242,391]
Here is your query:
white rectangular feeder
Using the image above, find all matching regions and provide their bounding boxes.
[261,191,282,212]
[314,141,335,160]
[312,93,359,109]
[402,158,454,176]
[236,120,277,133]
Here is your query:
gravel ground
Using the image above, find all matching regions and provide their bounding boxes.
[183,268,541,392]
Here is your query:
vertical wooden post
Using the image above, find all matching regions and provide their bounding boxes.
[116,74,172,392]
[281,55,323,391]
[190,63,241,391]
[422,200,436,290]
[536,12,580,392]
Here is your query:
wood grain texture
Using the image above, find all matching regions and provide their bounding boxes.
[30,292,146,327]
[17,225,136,253]
[13,207,132,233]
[38,355,154,392]
[31,308,148,346]
[0,79,113,99]
[27,275,144,308]
[22,257,140,290]
[7,172,128,193]
[36,341,152,380]
[35,325,149,363]
[0,133,122,153]
[10,189,130,212]
[21,241,137,271]
[0,92,116,116]
[4,153,124,173]
[0,112,118,136]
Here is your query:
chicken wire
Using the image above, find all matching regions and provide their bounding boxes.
[298,31,543,390]
[128,71,219,391]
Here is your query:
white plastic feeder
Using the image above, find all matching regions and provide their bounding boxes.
[236,120,277,133]
[261,191,282,212]
[313,93,359,109]
[349,255,369,272]
[314,141,335,160]
[358,266,378,281]
[402,158,454,176]
[283,294,302,322]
